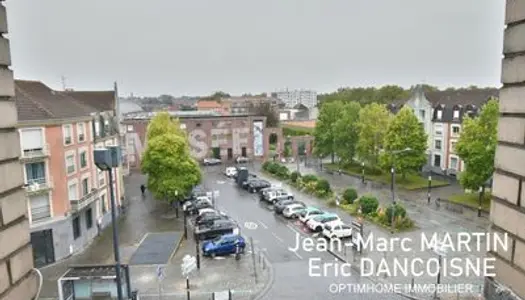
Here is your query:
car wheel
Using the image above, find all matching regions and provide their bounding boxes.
[288,196,293,200]
[315,226,322,232]
[251,188,256,193]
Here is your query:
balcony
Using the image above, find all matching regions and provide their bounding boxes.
[25,177,53,195]
[20,144,50,161]
[70,188,98,212]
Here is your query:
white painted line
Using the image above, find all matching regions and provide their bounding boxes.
[271,232,284,243]
[258,221,268,229]
[286,224,304,236]
[291,250,303,260]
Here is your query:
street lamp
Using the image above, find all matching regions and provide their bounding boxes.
[427,175,432,204]
[94,146,124,300]
[361,162,365,183]
[387,147,412,234]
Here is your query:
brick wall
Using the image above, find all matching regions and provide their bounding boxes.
[484,1,525,299]
[0,2,38,300]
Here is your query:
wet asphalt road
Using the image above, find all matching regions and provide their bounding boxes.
[202,166,406,300]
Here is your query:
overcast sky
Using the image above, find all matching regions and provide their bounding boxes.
[6,0,505,97]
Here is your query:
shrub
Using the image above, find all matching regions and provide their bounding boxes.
[266,162,279,174]
[290,171,301,183]
[327,198,337,207]
[385,204,407,225]
[359,196,379,215]
[275,165,290,179]
[262,161,271,171]
[316,179,331,193]
[364,165,382,176]
[302,174,318,183]
[304,181,318,193]
[343,188,358,204]
[394,216,414,230]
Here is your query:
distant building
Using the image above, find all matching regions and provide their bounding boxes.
[388,85,498,176]
[276,89,317,109]
[196,96,281,116]
[279,104,319,121]
[196,100,231,115]
[15,80,124,268]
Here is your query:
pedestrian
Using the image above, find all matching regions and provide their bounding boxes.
[335,195,341,206]
[140,184,146,196]
[96,218,102,236]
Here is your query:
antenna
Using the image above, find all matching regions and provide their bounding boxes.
[61,76,67,90]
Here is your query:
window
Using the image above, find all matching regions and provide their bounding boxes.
[66,154,76,174]
[452,126,460,135]
[63,125,73,145]
[72,216,81,239]
[25,162,46,185]
[127,125,134,132]
[419,109,425,119]
[196,123,201,127]
[77,123,85,142]
[100,194,107,214]
[81,178,89,196]
[434,140,442,150]
[450,157,458,170]
[451,141,457,152]
[453,109,460,119]
[68,182,78,201]
[433,154,441,167]
[80,151,87,169]
[436,110,443,120]
[85,208,93,229]
[98,169,105,187]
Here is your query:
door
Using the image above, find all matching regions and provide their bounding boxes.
[212,147,220,159]
[30,229,55,267]
[227,148,233,160]
[241,147,247,157]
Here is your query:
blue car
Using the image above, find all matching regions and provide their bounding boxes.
[202,234,246,257]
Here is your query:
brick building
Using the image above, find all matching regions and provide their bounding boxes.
[485,1,525,299]
[15,80,123,268]
[0,3,38,299]
[122,111,269,168]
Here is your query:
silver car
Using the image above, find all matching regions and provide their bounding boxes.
[203,158,221,165]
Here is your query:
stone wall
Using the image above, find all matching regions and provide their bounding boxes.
[0,2,38,299]
[485,1,525,299]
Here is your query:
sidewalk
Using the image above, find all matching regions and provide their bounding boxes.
[39,172,269,299]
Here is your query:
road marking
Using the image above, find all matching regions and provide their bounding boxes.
[286,224,305,237]
[430,220,441,226]
[291,250,303,260]
[258,221,268,229]
[244,222,258,230]
[271,232,284,242]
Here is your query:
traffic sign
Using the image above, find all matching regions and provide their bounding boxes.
[156,265,165,280]
[181,255,197,277]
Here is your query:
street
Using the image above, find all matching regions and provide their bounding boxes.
[202,165,408,300]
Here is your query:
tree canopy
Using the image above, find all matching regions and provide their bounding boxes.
[251,102,280,127]
[141,113,201,202]
[455,99,499,191]
[380,106,428,177]
[356,103,392,166]
[333,102,361,164]
[313,101,344,162]
[319,85,410,106]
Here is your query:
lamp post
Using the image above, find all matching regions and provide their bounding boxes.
[94,147,124,300]
[387,147,412,234]
[361,162,365,183]
[427,175,432,204]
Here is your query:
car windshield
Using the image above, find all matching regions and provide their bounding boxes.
[321,217,337,223]
[299,211,307,217]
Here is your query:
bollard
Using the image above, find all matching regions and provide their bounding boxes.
[411,277,414,294]
[228,289,233,300]
[211,291,215,300]
[383,252,387,278]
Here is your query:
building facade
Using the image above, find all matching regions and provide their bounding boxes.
[122,111,267,167]
[484,2,525,299]
[0,3,39,299]
[388,86,498,176]
[15,80,123,268]
[275,89,317,109]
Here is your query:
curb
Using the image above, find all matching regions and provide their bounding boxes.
[252,252,275,300]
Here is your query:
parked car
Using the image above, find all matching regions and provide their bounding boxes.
[243,179,271,193]
[283,204,307,218]
[306,213,341,232]
[196,212,229,227]
[322,223,353,239]
[203,158,221,165]
[194,219,239,241]
[274,199,305,214]
[298,207,324,223]
[235,156,250,164]
[264,189,294,203]
[185,199,213,215]
[198,207,216,216]
[202,234,246,257]
[224,167,238,177]
[182,196,211,211]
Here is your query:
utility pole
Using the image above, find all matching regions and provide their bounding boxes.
[61,76,67,90]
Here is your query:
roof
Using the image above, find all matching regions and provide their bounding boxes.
[61,265,119,279]
[197,100,224,109]
[62,90,115,111]
[15,80,97,122]
[425,88,499,107]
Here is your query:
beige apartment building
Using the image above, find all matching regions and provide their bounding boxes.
[485,1,525,299]
[0,2,38,300]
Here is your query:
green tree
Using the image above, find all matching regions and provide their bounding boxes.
[455,99,499,194]
[380,106,428,178]
[333,102,361,164]
[141,133,202,203]
[146,111,185,141]
[356,103,391,166]
[313,101,344,163]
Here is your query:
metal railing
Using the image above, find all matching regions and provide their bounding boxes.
[25,177,53,193]
[70,188,98,211]
[21,144,50,160]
